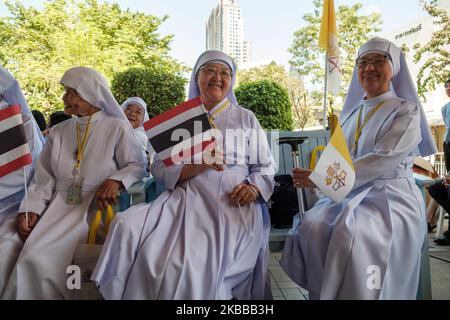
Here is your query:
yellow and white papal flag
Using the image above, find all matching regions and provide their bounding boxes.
[319,0,342,95]
[309,115,354,203]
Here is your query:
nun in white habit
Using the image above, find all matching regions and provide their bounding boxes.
[121,96,152,162]
[1,67,146,299]
[280,37,437,300]
[0,66,44,294]
[91,50,276,300]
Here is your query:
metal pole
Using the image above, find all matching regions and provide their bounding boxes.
[292,150,305,221]
[323,52,328,131]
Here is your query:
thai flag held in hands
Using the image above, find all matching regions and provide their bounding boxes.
[0,104,32,177]
[143,96,216,167]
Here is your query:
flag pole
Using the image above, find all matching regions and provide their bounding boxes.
[23,167,29,228]
[323,52,328,132]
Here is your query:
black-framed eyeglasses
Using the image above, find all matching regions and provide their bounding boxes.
[356,55,389,69]
[199,65,233,79]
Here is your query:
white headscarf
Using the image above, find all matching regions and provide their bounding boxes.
[120,96,150,124]
[59,67,128,123]
[341,37,437,157]
[0,65,45,145]
[188,50,237,103]
[121,96,150,154]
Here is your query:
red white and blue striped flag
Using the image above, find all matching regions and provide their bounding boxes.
[143,96,216,167]
[0,104,32,177]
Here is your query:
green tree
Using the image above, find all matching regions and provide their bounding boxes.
[112,68,186,117]
[0,0,186,115]
[235,80,294,131]
[289,0,382,103]
[237,61,292,88]
[237,62,314,129]
[413,0,450,100]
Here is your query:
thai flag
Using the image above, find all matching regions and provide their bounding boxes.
[0,104,33,177]
[143,97,216,167]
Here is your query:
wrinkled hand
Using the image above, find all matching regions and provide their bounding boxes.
[17,212,39,243]
[292,168,317,189]
[202,145,225,171]
[178,147,224,183]
[229,184,259,207]
[95,179,123,210]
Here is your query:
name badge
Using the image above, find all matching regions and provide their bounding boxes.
[67,178,83,205]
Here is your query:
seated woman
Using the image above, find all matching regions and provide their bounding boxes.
[91,50,277,300]
[0,67,146,299]
[121,97,153,167]
[280,37,436,300]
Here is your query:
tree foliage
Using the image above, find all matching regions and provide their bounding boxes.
[237,61,293,88]
[235,80,294,131]
[0,0,186,115]
[289,0,382,105]
[413,0,450,100]
[112,68,186,117]
[237,62,315,129]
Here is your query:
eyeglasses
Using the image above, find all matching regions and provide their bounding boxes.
[199,65,232,79]
[124,107,144,116]
[356,55,389,69]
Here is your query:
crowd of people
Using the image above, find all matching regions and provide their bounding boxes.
[0,36,445,300]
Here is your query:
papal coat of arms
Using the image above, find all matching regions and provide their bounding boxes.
[325,161,347,191]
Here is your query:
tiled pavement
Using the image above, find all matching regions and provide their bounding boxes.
[268,251,309,300]
[268,220,450,300]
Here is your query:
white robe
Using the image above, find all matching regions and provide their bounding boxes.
[0,112,42,293]
[92,101,276,300]
[0,110,146,299]
[281,91,426,299]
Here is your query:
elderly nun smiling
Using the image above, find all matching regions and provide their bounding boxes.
[281,37,437,300]
[1,67,146,299]
[91,50,277,300]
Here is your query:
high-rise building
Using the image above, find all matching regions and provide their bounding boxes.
[205,0,250,66]
[243,40,252,64]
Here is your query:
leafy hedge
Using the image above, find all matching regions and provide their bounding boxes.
[235,80,294,131]
[112,68,187,117]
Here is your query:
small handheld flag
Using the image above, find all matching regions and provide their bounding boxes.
[143,97,216,167]
[309,115,354,202]
[0,104,33,226]
[0,105,32,177]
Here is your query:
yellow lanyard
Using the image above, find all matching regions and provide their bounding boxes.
[352,100,387,156]
[74,115,93,174]
[208,100,231,129]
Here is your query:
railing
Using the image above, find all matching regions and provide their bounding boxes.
[429,152,446,177]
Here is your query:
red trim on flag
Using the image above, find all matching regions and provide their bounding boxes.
[0,153,32,178]
[143,97,203,131]
[0,104,21,121]
[162,139,216,167]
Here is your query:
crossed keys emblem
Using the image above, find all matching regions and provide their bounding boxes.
[325,162,347,191]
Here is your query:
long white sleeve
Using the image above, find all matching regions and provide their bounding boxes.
[245,115,276,202]
[108,122,147,190]
[150,154,183,191]
[18,134,55,215]
[1,113,42,201]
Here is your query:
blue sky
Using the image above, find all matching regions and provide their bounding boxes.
[0,0,428,68]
